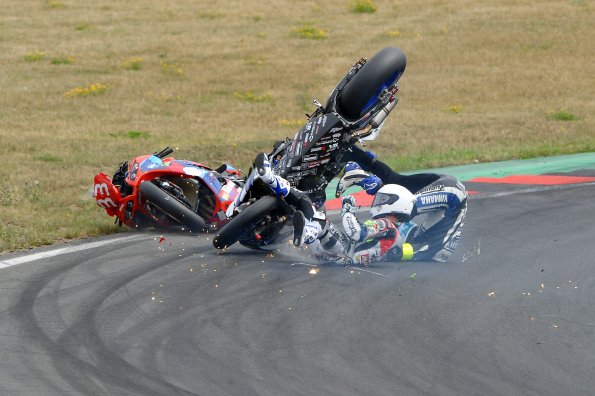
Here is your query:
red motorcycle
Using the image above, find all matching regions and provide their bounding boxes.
[93,147,242,233]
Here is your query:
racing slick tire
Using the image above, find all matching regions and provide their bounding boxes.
[213,195,279,250]
[338,47,407,121]
[139,181,206,233]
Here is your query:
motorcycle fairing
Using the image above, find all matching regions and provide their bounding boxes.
[93,173,123,217]
[283,113,343,172]
[140,155,167,172]
[95,150,241,230]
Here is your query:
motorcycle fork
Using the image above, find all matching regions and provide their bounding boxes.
[253,197,290,241]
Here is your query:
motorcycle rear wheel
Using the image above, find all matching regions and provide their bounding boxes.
[139,181,206,233]
[213,195,279,250]
[338,47,407,121]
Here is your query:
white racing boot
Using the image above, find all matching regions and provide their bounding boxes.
[292,210,322,247]
[254,152,290,198]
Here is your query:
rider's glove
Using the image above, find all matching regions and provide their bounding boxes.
[335,162,383,197]
[341,195,357,216]
[360,174,382,195]
[364,150,377,160]
[336,162,368,197]
[344,161,364,173]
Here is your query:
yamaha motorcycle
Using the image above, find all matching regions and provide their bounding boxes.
[213,47,407,250]
[93,147,242,233]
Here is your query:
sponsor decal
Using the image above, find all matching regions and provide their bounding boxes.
[318,137,340,145]
[130,162,139,180]
[329,128,343,135]
[374,219,390,233]
[303,154,318,162]
[328,143,339,150]
[310,146,325,153]
[418,184,444,194]
[445,234,460,252]
[363,181,378,191]
[220,183,235,200]
[360,253,370,266]
[183,166,207,177]
[301,168,317,177]
[418,193,449,206]
[344,215,359,237]
[307,160,321,169]
[304,188,320,194]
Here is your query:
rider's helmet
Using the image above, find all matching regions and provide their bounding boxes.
[370,184,415,221]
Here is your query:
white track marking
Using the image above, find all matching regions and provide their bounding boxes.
[2,183,592,270]
[0,235,151,269]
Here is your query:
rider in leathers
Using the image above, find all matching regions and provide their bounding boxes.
[308,150,468,264]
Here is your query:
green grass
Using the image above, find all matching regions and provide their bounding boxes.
[34,154,63,162]
[546,109,579,121]
[23,52,45,62]
[121,57,144,70]
[109,130,151,139]
[51,56,75,65]
[351,0,377,14]
[1,0,594,252]
[233,91,273,103]
[291,24,327,40]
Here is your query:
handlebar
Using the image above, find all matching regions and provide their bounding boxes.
[155,147,174,159]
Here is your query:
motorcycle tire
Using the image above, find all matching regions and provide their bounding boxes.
[213,195,279,250]
[139,181,206,233]
[338,47,407,121]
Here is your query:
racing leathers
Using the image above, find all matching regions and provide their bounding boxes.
[311,153,467,264]
[311,176,466,264]
[337,146,468,262]
[308,198,416,265]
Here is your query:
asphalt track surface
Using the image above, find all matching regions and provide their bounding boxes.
[1,180,595,395]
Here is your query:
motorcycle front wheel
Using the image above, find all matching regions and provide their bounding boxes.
[139,181,206,233]
[213,195,279,250]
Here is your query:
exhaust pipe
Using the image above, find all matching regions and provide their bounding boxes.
[371,96,398,128]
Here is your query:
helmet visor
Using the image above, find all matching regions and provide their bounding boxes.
[372,191,399,207]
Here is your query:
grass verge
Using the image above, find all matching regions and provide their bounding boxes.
[1,0,593,252]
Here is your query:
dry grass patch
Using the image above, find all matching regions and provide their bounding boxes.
[0,0,594,251]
